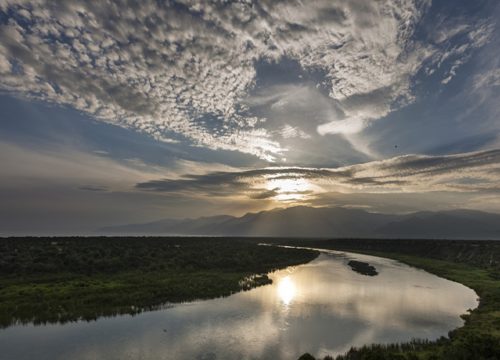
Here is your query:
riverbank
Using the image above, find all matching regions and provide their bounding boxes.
[0,237,318,328]
[287,239,500,360]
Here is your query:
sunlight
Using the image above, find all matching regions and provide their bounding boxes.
[277,276,297,305]
[265,177,314,202]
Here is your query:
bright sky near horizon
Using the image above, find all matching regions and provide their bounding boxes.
[0,0,499,234]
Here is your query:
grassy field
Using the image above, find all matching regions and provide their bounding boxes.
[0,237,318,328]
[286,239,500,360]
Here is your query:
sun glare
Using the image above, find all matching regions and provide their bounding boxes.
[277,276,297,305]
[265,177,314,202]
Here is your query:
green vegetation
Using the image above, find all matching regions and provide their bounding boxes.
[284,239,500,360]
[347,260,378,276]
[0,237,318,328]
[3,236,499,359]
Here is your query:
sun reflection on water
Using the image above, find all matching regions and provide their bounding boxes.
[277,276,297,305]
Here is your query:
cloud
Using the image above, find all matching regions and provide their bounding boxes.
[0,1,493,162]
[135,149,500,201]
[249,188,280,200]
[78,185,108,192]
[317,7,496,137]
[473,68,500,90]
[0,140,158,189]
[0,139,255,233]
[317,117,366,136]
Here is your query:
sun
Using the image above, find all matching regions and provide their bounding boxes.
[265,177,314,202]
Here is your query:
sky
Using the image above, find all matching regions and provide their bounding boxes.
[0,0,499,234]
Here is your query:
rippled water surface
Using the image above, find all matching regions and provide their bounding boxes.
[0,250,478,360]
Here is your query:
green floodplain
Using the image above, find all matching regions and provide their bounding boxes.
[1,237,500,359]
[0,237,318,327]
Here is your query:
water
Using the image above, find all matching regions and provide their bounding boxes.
[0,250,478,360]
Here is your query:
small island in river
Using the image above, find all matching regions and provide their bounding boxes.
[347,260,378,276]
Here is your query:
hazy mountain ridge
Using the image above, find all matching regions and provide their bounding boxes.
[100,206,500,239]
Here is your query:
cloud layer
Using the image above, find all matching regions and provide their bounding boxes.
[0,1,493,162]
[136,149,500,202]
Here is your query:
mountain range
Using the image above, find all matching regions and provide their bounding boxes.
[99,206,500,239]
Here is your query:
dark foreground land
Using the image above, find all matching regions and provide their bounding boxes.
[2,237,500,359]
[276,239,500,360]
[0,237,318,327]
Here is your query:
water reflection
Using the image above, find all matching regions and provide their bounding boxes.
[277,276,296,306]
[0,251,478,360]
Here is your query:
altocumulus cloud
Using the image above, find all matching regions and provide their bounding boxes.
[0,1,494,162]
[136,149,500,199]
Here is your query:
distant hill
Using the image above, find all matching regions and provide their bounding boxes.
[376,210,500,239]
[99,206,500,239]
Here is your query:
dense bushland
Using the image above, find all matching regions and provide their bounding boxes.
[0,237,318,327]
